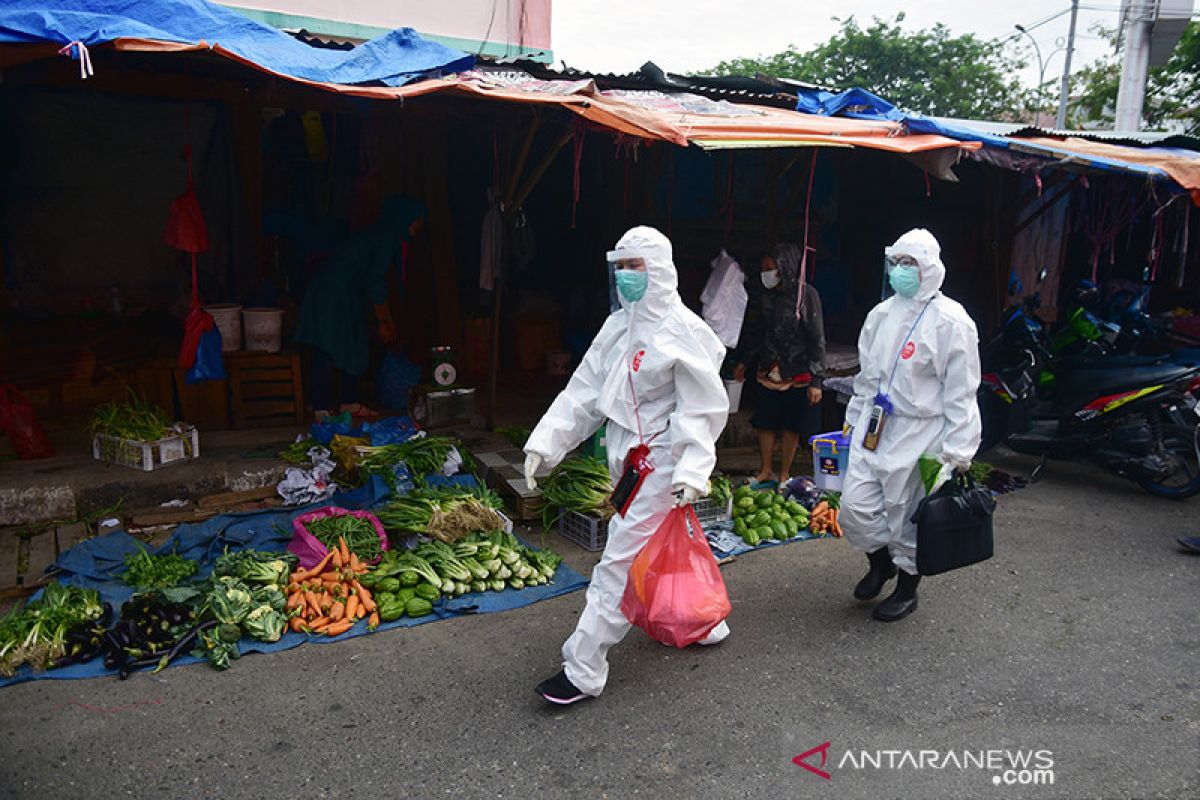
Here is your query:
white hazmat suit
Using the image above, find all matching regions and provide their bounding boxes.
[525,226,730,697]
[841,229,982,575]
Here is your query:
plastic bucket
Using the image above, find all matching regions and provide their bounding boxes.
[204,304,243,352]
[242,307,284,353]
[724,379,744,413]
[546,349,572,376]
[809,429,851,492]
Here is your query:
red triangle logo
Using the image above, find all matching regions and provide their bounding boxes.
[792,741,833,780]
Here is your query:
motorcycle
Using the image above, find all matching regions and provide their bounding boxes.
[978,274,1200,499]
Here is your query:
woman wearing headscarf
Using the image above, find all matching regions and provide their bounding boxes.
[733,243,827,488]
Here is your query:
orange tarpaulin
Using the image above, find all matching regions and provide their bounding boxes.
[1015,136,1200,206]
[102,42,975,155]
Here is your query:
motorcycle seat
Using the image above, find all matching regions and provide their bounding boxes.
[1058,360,1197,398]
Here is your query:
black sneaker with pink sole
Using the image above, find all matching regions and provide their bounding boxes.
[535,670,590,705]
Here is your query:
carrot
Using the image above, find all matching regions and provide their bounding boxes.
[354,582,376,613]
[325,619,354,637]
[345,594,359,620]
[308,615,330,628]
[286,592,304,611]
[308,549,338,577]
[348,553,361,574]
[289,616,306,633]
[286,581,302,593]
[329,601,345,622]
[338,536,351,565]
[367,611,380,631]
[305,590,322,617]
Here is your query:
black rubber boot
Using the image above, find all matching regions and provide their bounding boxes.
[853,547,897,600]
[872,571,921,622]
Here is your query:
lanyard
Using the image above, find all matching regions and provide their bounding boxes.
[878,298,935,398]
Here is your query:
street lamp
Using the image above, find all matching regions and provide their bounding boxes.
[1014,26,1068,128]
[1015,24,1047,127]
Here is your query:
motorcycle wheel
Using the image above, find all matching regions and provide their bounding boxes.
[1137,413,1200,499]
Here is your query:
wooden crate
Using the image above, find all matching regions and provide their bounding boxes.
[226,351,306,429]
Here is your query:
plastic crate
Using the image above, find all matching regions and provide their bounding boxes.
[558,509,610,552]
[693,496,733,527]
[92,425,200,471]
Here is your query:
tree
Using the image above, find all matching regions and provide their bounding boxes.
[1072,22,1200,134]
[706,15,1031,119]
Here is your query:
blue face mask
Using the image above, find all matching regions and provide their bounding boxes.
[888,265,921,298]
[615,269,648,303]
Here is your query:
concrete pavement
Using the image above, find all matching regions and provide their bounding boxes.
[0,452,1196,799]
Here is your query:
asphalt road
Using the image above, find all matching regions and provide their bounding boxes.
[1,452,1196,800]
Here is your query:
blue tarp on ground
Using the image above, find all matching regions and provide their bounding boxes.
[0,0,473,86]
[0,477,588,688]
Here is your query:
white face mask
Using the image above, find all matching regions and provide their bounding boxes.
[761,270,780,289]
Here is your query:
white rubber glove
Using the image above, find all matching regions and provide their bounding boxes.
[673,484,701,507]
[940,454,973,475]
[523,453,543,491]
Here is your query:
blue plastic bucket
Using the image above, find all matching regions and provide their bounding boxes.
[808,430,851,492]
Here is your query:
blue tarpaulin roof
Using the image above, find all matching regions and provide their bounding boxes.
[0,0,473,86]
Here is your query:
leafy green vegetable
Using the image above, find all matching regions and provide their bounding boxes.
[91,392,173,442]
[537,457,613,528]
[0,583,106,676]
[243,606,286,643]
[212,548,297,586]
[251,585,287,613]
[192,625,240,670]
[280,437,318,464]
[122,546,198,590]
[205,578,253,626]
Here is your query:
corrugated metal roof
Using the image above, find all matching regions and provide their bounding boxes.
[1007,126,1200,152]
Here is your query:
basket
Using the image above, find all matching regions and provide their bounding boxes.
[692,496,733,527]
[92,425,200,471]
[558,509,610,552]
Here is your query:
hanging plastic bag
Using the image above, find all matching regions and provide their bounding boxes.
[620,505,732,648]
[0,384,54,460]
[185,327,226,384]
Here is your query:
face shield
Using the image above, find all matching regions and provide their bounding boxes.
[606,248,650,308]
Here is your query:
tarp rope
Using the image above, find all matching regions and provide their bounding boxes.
[796,149,818,320]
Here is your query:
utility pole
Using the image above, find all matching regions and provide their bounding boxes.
[1115,0,1154,131]
[1055,0,1079,129]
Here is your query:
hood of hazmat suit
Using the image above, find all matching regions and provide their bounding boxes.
[839,228,981,575]
[525,226,731,696]
[526,225,729,494]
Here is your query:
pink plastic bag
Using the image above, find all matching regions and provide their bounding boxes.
[620,505,732,648]
[288,506,389,569]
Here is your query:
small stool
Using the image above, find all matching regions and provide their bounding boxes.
[226,350,305,429]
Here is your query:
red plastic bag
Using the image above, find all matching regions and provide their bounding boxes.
[288,506,389,569]
[620,505,731,648]
[0,384,54,460]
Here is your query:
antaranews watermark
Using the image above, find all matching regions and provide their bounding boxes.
[794,742,1056,787]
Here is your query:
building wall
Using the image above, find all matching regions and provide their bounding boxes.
[217,0,552,61]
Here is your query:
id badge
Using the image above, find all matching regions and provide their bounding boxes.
[611,444,655,517]
[862,393,893,452]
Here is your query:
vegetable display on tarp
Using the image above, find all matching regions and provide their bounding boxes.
[0,584,108,676]
[808,493,842,537]
[537,456,613,528]
[731,485,812,547]
[375,485,506,544]
[0,479,590,687]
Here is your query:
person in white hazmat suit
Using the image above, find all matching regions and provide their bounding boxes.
[841,228,981,622]
[524,226,731,704]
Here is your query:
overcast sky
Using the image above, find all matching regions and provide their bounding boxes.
[552,0,1126,89]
